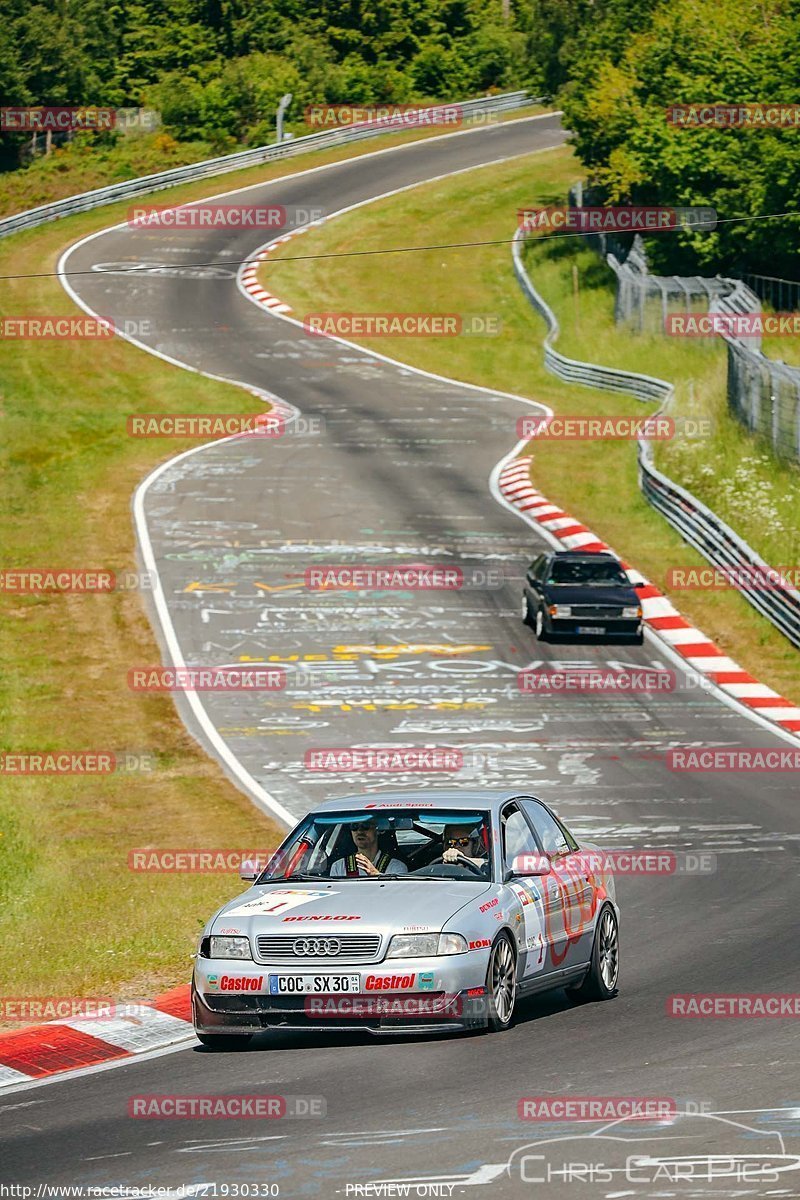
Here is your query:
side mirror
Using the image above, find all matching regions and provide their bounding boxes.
[510,853,551,877]
[239,859,262,882]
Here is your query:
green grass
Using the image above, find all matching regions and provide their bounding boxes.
[262,144,800,704]
[0,132,215,219]
[0,116,555,1015]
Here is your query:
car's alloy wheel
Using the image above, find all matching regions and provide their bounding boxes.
[486,935,516,1031]
[567,904,619,1003]
[521,595,532,626]
[534,606,547,640]
[598,908,619,991]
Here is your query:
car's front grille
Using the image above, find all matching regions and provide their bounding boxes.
[255,934,382,961]
[568,605,625,619]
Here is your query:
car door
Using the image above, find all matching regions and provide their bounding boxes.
[525,553,547,612]
[519,798,597,969]
[500,801,553,982]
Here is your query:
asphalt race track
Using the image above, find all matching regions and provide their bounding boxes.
[3,113,800,1197]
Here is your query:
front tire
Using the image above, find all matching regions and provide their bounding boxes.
[195,1032,253,1050]
[567,904,619,1003]
[521,595,533,627]
[534,606,549,642]
[485,934,517,1032]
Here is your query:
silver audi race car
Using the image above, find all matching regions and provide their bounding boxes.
[192,790,620,1047]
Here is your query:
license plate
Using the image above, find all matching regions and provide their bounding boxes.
[268,974,361,994]
[576,625,605,634]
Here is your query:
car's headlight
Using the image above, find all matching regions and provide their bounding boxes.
[549,604,572,618]
[386,933,468,958]
[209,935,252,960]
[622,605,643,619]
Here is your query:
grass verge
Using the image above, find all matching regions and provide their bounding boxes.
[262,144,800,703]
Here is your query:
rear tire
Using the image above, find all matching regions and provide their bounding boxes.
[566,904,619,1003]
[195,1032,253,1050]
[484,934,517,1032]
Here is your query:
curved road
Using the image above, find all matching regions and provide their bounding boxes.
[2,114,799,1197]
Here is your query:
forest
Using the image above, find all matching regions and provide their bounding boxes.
[2,0,799,276]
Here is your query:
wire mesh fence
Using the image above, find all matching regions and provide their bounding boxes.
[738,272,800,312]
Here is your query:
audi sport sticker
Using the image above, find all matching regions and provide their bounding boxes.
[226,888,336,916]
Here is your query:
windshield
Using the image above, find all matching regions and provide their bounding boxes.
[257,808,493,882]
[548,559,628,587]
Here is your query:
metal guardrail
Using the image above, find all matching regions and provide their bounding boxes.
[512,227,800,648]
[511,227,672,404]
[0,91,537,240]
[638,442,800,647]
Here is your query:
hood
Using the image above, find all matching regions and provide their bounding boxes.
[542,583,638,606]
[211,879,492,935]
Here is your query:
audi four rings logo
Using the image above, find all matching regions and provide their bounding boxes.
[292,937,341,956]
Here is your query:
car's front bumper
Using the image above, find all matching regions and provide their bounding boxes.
[192,952,490,1036]
[547,617,642,639]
